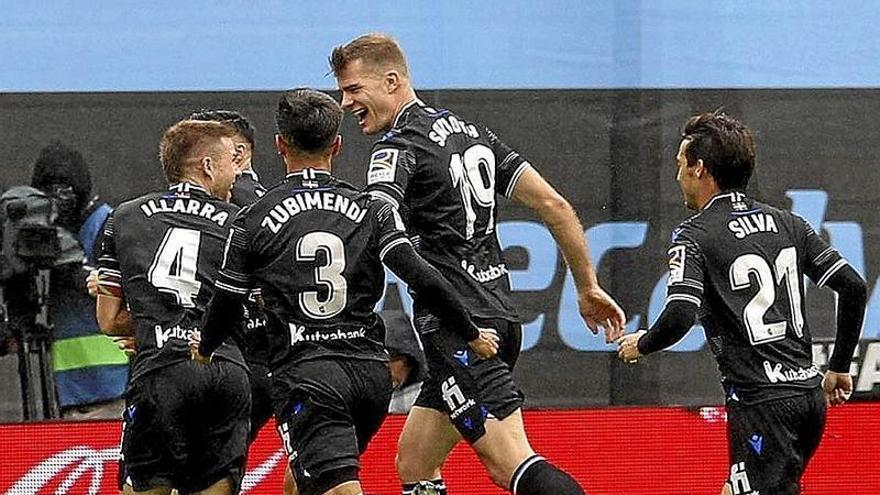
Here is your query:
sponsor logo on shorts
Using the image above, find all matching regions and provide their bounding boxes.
[367,148,399,184]
[762,360,821,384]
[727,462,759,495]
[441,376,476,419]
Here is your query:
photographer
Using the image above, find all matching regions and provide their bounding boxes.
[30,142,127,419]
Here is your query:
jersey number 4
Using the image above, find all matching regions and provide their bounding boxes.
[449,144,496,240]
[729,246,805,345]
[148,227,202,308]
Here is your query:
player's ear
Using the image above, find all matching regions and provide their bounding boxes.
[201,156,215,180]
[694,159,705,179]
[275,134,289,157]
[330,135,343,157]
[384,70,400,93]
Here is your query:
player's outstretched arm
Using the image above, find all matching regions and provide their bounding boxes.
[617,300,697,362]
[511,167,625,341]
[821,265,868,406]
[383,242,498,359]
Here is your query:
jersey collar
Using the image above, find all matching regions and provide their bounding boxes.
[703,190,747,210]
[392,97,424,129]
[168,182,211,197]
[285,168,333,188]
[239,168,260,182]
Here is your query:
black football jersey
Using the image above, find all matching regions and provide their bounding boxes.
[666,192,848,401]
[230,168,267,208]
[215,169,410,367]
[364,100,530,322]
[97,183,245,382]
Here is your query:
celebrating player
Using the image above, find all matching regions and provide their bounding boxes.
[194,88,498,495]
[330,33,625,495]
[617,111,867,495]
[95,119,250,495]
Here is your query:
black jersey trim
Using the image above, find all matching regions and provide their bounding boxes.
[379,237,412,261]
[817,259,848,287]
[504,161,532,198]
[392,98,422,129]
[368,189,400,209]
[665,293,702,307]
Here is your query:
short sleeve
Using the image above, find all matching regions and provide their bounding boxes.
[96,213,123,298]
[484,126,531,199]
[364,134,417,209]
[215,209,254,296]
[797,215,848,287]
[665,231,706,308]
[374,201,412,261]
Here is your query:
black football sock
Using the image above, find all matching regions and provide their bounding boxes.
[510,455,585,495]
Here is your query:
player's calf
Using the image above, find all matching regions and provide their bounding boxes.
[509,455,584,495]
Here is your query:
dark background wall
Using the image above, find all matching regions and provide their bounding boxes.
[1,89,878,414]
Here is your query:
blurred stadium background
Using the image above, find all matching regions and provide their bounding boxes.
[2,1,879,493]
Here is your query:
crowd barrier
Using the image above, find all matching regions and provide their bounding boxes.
[2,403,879,494]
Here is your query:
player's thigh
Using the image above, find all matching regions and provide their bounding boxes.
[123,486,172,495]
[273,359,362,495]
[322,480,362,495]
[414,312,524,445]
[726,392,817,495]
[191,476,235,495]
[397,405,462,479]
[472,408,535,488]
[186,361,251,494]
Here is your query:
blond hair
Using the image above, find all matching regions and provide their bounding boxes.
[159,120,237,184]
[329,32,409,77]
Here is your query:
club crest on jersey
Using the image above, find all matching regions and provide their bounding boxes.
[367,148,399,184]
[667,245,686,284]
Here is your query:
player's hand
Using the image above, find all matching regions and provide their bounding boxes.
[111,336,136,357]
[616,330,646,363]
[822,371,853,407]
[469,327,500,359]
[85,270,100,298]
[578,285,626,343]
[188,339,212,365]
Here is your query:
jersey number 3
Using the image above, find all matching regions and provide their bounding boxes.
[296,231,347,319]
[729,246,805,345]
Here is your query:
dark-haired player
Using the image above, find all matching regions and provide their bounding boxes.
[96,119,250,495]
[618,111,867,495]
[330,33,625,495]
[194,88,497,495]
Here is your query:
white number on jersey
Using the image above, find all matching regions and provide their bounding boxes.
[296,231,348,319]
[449,144,496,239]
[729,246,805,345]
[147,227,202,308]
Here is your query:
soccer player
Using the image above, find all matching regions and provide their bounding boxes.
[186,109,273,444]
[188,109,267,205]
[194,88,498,495]
[617,111,867,495]
[95,119,251,495]
[330,33,626,495]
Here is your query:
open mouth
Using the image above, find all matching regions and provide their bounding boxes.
[352,108,368,126]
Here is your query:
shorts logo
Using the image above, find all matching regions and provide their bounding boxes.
[667,245,686,284]
[367,148,399,184]
[728,462,759,494]
[748,434,763,455]
[277,422,294,458]
[453,349,469,367]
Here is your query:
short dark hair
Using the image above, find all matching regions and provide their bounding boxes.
[329,32,409,77]
[159,120,238,184]
[187,109,255,147]
[275,89,343,154]
[682,111,756,191]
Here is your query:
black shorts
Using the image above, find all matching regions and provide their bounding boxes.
[272,358,392,495]
[413,312,524,443]
[726,387,826,495]
[120,359,251,494]
[248,362,274,443]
